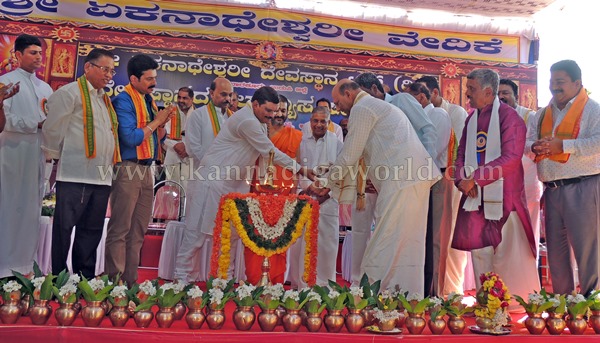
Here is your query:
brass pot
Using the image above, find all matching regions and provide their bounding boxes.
[567,314,588,335]
[0,298,22,324]
[590,310,600,334]
[305,312,323,332]
[282,309,302,332]
[187,298,204,311]
[81,300,106,327]
[29,299,52,325]
[524,312,546,335]
[109,305,130,327]
[156,306,175,328]
[396,309,406,328]
[405,312,426,335]
[275,305,286,326]
[73,301,82,317]
[324,309,345,333]
[173,301,186,320]
[428,315,446,335]
[475,316,494,330]
[20,294,31,317]
[362,306,376,326]
[133,309,154,328]
[232,306,256,331]
[258,308,278,332]
[447,315,466,334]
[185,307,206,330]
[377,317,397,332]
[345,309,364,333]
[55,302,77,326]
[206,308,226,330]
[546,312,566,335]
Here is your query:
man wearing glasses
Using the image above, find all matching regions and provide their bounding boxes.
[42,48,119,278]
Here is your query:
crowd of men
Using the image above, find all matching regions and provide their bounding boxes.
[1,34,599,304]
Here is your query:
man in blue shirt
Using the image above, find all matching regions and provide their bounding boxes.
[105,54,172,286]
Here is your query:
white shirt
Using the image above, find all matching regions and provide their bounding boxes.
[198,104,300,185]
[0,68,52,133]
[184,104,229,166]
[298,131,343,190]
[163,105,193,165]
[526,96,600,182]
[42,79,115,186]
[440,98,468,141]
[424,103,452,169]
[301,119,344,142]
[330,92,439,193]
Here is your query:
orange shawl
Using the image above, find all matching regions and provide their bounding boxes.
[270,127,302,188]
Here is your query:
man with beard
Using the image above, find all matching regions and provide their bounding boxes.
[528,60,600,295]
[174,86,313,283]
[162,86,195,188]
[175,77,234,282]
[453,69,538,306]
[105,54,173,286]
[245,94,302,284]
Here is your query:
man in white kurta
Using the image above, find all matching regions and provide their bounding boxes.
[0,34,53,277]
[289,106,343,288]
[174,77,233,282]
[42,48,117,278]
[162,87,194,188]
[416,75,469,294]
[174,86,309,283]
[312,80,439,293]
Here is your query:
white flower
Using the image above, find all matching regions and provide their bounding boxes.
[187,286,203,299]
[528,293,544,305]
[139,280,157,296]
[212,278,228,290]
[32,277,45,289]
[328,290,341,299]
[3,280,22,293]
[88,278,107,292]
[373,308,400,321]
[247,197,297,240]
[380,289,394,300]
[307,291,322,303]
[429,296,443,308]
[549,297,561,308]
[407,292,424,302]
[236,284,256,299]
[68,274,81,285]
[567,294,586,304]
[160,282,177,292]
[110,285,128,298]
[349,286,363,298]
[447,292,463,303]
[173,282,186,293]
[282,290,300,303]
[59,283,77,298]
[263,284,284,298]
[209,288,224,305]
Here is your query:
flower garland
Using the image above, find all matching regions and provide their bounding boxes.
[210,193,319,285]
[475,272,510,319]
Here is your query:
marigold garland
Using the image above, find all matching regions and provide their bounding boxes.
[210,193,319,285]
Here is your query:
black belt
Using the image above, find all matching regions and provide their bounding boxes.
[543,174,597,188]
[125,159,153,166]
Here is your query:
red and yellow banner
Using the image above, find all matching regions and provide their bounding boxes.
[0,0,520,62]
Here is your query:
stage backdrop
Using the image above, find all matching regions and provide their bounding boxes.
[0,1,538,128]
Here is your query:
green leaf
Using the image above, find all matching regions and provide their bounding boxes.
[39,274,55,300]
[414,297,430,314]
[33,261,43,278]
[12,270,34,294]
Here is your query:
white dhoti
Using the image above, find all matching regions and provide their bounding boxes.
[288,198,339,288]
[440,184,468,295]
[471,212,540,311]
[350,192,376,284]
[362,181,431,293]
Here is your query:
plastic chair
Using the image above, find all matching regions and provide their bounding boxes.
[147,180,186,234]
